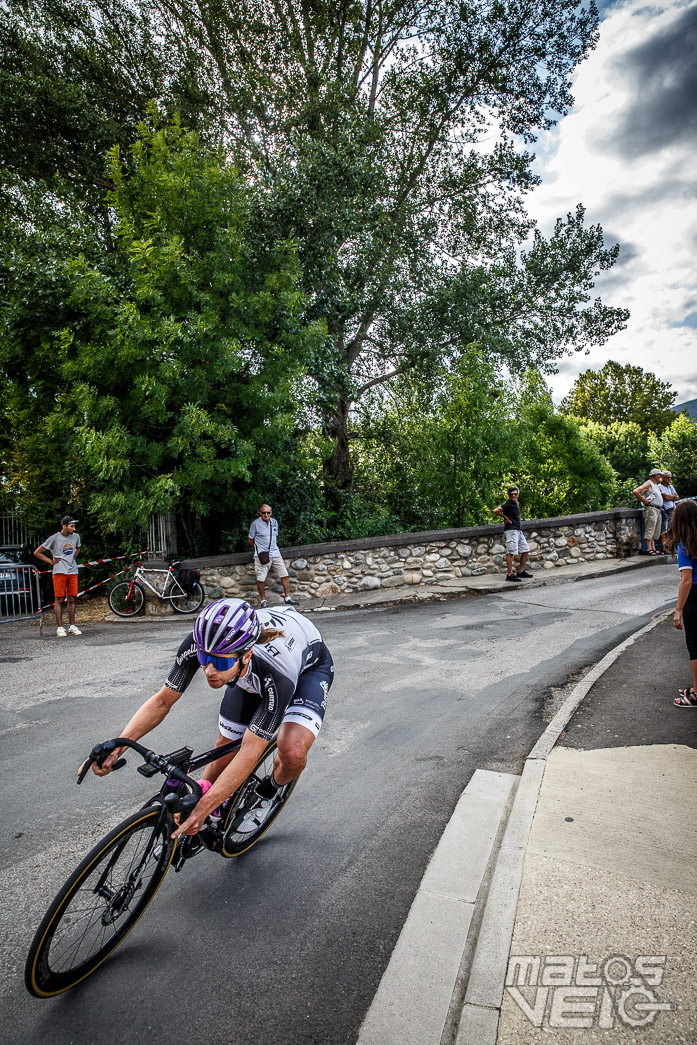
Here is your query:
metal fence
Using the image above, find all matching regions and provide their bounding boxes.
[0,513,32,548]
[0,564,44,632]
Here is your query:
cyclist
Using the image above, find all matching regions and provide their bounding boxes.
[86,599,334,839]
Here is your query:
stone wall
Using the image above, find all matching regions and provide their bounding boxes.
[184,509,642,605]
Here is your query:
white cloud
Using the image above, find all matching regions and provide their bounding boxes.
[525,0,697,406]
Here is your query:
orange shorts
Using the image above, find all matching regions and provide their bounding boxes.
[53,573,78,598]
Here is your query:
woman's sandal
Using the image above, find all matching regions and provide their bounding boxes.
[674,688,697,708]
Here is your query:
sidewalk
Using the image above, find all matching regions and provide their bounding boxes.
[358,611,697,1045]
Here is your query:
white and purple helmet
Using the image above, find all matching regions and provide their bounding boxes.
[193,598,261,656]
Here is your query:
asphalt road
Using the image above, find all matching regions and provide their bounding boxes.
[0,565,678,1045]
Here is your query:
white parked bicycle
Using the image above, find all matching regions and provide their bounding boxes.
[107,558,205,617]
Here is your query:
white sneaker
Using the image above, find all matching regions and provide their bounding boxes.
[68,624,82,635]
[56,626,67,637]
[260,599,268,608]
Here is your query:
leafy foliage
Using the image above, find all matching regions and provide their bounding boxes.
[512,404,617,519]
[352,362,617,531]
[561,361,677,433]
[578,420,653,484]
[649,415,697,497]
[2,0,630,494]
[353,349,513,530]
[0,120,323,552]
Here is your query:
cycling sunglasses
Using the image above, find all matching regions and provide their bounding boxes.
[196,649,241,671]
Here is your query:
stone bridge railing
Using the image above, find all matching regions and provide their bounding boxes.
[182,508,642,605]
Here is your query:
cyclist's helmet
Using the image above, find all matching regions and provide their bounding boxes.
[193,598,261,656]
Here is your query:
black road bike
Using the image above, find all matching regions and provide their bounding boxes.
[25,736,297,998]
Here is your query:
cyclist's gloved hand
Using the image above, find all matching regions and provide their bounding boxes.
[78,748,123,779]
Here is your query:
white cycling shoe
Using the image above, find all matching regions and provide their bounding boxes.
[233,796,277,834]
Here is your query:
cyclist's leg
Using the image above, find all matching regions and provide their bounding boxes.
[272,721,316,784]
[273,645,334,785]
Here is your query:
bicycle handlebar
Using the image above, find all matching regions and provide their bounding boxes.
[77,738,204,808]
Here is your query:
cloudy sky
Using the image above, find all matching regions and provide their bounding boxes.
[525,0,697,406]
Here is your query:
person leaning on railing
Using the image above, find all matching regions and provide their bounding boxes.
[633,470,664,555]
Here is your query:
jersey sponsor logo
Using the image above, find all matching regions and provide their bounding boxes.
[177,641,197,667]
[265,643,282,658]
[263,676,276,711]
[285,636,295,650]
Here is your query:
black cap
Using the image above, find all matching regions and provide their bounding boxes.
[61,515,78,526]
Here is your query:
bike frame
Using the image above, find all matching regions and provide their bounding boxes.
[128,561,189,602]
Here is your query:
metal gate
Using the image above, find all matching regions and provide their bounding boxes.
[147,512,177,558]
[0,513,31,547]
[0,564,44,632]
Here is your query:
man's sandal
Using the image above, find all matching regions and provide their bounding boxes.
[674,688,697,708]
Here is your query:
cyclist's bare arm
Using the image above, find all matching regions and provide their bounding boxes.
[172,729,268,838]
[85,685,183,777]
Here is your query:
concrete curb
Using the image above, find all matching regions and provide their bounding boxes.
[454,608,674,1045]
[356,771,519,1045]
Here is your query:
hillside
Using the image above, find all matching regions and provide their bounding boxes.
[674,399,697,420]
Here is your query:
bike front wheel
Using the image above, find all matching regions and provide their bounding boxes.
[108,581,145,617]
[221,740,297,858]
[170,581,205,614]
[25,806,176,997]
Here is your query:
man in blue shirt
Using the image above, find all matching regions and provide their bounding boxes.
[248,504,295,608]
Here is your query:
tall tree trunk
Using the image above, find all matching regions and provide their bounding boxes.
[326,398,352,491]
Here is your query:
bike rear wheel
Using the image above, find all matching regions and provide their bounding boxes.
[170,581,205,614]
[221,740,297,857]
[25,807,175,997]
[108,581,145,617]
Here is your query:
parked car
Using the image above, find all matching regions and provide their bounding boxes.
[0,546,50,617]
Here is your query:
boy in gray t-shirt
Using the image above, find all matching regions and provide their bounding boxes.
[34,516,82,636]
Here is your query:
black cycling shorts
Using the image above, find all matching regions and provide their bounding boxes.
[218,644,333,742]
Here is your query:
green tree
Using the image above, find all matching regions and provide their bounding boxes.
[2,0,630,497]
[354,351,516,531]
[0,118,323,552]
[649,414,697,497]
[513,402,616,519]
[561,361,677,432]
[578,420,652,483]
